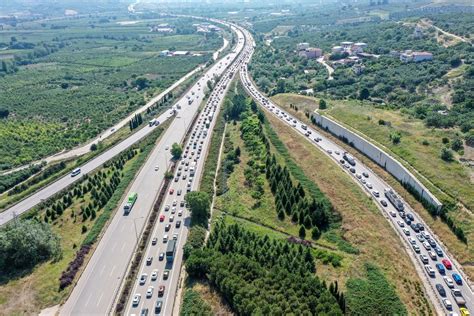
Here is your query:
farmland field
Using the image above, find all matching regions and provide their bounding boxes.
[0,16,225,169]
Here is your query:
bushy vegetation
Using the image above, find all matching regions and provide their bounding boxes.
[0,162,44,194]
[0,16,220,169]
[0,219,61,276]
[346,263,406,315]
[180,289,213,316]
[186,222,344,315]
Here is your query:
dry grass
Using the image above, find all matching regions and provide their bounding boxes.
[271,93,474,281]
[266,111,433,315]
[191,281,234,316]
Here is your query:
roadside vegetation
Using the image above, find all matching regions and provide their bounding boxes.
[0,16,223,169]
[0,124,168,315]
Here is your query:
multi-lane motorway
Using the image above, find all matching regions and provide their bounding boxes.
[59,26,246,315]
[123,36,249,316]
[239,27,473,316]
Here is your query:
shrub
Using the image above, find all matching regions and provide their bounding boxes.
[440,147,454,161]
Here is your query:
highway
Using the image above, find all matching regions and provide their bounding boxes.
[123,27,250,316]
[239,27,473,316]
[59,26,246,315]
[0,34,228,226]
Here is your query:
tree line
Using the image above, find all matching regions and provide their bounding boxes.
[185,222,344,315]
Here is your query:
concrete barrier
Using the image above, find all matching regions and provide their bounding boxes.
[312,112,443,211]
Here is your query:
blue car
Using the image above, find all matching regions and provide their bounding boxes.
[436,263,445,275]
[452,273,462,285]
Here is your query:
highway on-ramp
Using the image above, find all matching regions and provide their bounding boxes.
[59,26,245,316]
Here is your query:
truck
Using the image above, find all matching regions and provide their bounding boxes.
[343,152,356,166]
[166,239,176,262]
[123,192,138,214]
[384,188,404,212]
[188,98,193,105]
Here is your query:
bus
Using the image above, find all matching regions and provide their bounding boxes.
[71,168,81,177]
[123,192,138,214]
[166,239,176,262]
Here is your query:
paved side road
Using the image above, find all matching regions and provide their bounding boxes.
[59,25,246,316]
[239,27,473,316]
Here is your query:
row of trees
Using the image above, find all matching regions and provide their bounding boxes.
[129,113,143,131]
[186,222,344,315]
[266,154,330,232]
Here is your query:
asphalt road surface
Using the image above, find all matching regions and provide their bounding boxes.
[123,29,249,316]
[59,26,245,316]
[239,27,473,316]
[0,34,228,226]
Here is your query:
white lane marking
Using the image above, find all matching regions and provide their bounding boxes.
[96,293,104,306]
[85,293,92,307]
[109,265,116,277]
[99,264,106,276]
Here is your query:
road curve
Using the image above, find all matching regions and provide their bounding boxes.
[239,27,473,316]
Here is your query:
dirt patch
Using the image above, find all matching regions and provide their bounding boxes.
[192,281,233,316]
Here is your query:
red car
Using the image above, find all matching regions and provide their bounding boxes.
[159,215,165,222]
[441,259,452,270]
[169,189,174,195]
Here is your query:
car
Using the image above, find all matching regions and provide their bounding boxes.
[176,220,181,228]
[443,299,453,311]
[452,273,462,285]
[372,190,379,197]
[404,217,412,226]
[406,213,414,221]
[442,259,452,270]
[408,237,416,245]
[402,228,410,236]
[159,252,164,261]
[152,237,158,245]
[146,286,154,298]
[436,283,446,297]
[339,159,345,164]
[424,265,435,277]
[443,276,455,288]
[165,224,171,232]
[428,251,437,260]
[159,215,165,223]
[180,200,185,207]
[356,173,362,179]
[428,239,437,248]
[178,209,183,217]
[416,223,425,231]
[174,177,179,182]
[399,212,406,219]
[169,189,174,194]
[436,263,446,275]
[389,210,397,217]
[171,207,176,214]
[158,285,165,297]
[154,166,159,171]
[397,220,405,228]
[169,215,175,222]
[164,205,170,212]
[165,146,169,150]
[412,244,420,253]
[423,241,431,250]
[173,233,178,240]
[361,178,366,184]
[460,308,470,316]
[362,172,369,178]
[350,167,356,173]
[132,294,141,306]
[435,247,444,257]
[139,273,147,285]
[380,200,388,207]
[155,300,163,314]
[419,254,429,264]
[327,150,332,154]
[177,189,182,196]
[410,223,420,233]
[163,234,168,242]
[146,256,153,266]
[366,182,373,189]
[163,270,169,280]
[451,289,467,306]
[416,234,425,242]
[172,200,177,206]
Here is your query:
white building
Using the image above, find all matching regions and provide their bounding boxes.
[400,51,433,62]
[331,46,343,54]
[297,42,310,51]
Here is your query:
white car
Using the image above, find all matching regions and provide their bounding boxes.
[178,210,183,217]
[397,221,405,228]
[442,298,452,310]
[366,182,373,189]
[132,294,141,306]
[154,166,159,171]
[163,234,168,242]
[151,269,158,281]
[372,190,379,197]
[443,276,454,288]
[173,233,178,240]
[146,286,154,298]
